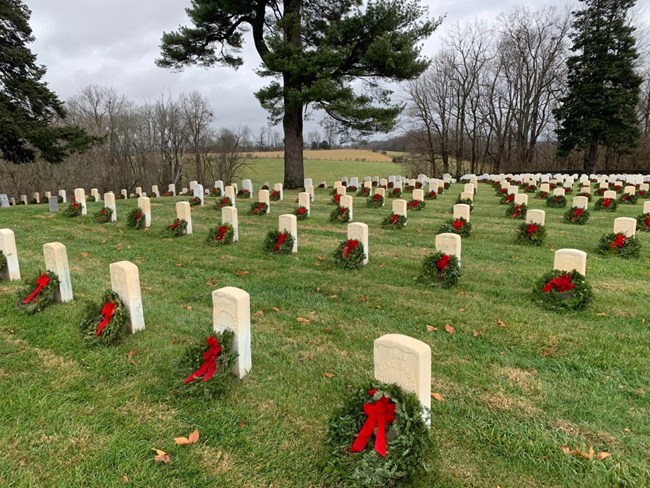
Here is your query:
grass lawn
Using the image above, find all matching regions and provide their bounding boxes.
[0,174,648,487]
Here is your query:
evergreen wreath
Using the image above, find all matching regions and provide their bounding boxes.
[330,205,351,223]
[577,192,592,201]
[318,183,326,188]
[87,195,96,203]
[295,206,309,220]
[348,185,358,192]
[332,239,365,269]
[415,181,423,189]
[367,193,384,208]
[264,229,294,254]
[443,181,451,189]
[524,184,537,193]
[532,269,592,311]
[179,329,238,399]
[270,190,281,201]
[95,206,113,224]
[597,232,641,258]
[438,217,472,237]
[211,187,222,197]
[515,222,546,245]
[495,187,508,196]
[250,202,269,215]
[405,185,415,192]
[424,190,437,200]
[189,196,202,206]
[57,195,64,203]
[388,188,402,198]
[594,188,606,196]
[321,382,431,488]
[637,189,647,197]
[563,207,590,225]
[636,212,650,232]
[381,213,407,229]
[0,250,6,275]
[407,199,426,211]
[500,193,515,205]
[618,193,638,205]
[127,207,146,229]
[206,224,234,245]
[387,181,394,189]
[79,290,129,346]
[506,203,527,219]
[237,188,251,198]
[216,197,233,208]
[545,195,567,208]
[331,193,342,205]
[162,218,188,237]
[417,251,461,288]
[536,190,549,199]
[563,186,573,194]
[261,184,270,190]
[16,270,60,314]
[594,197,618,211]
[456,197,474,211]
[358,187,371,197]
[63,199,83,217]
[117,194,126,200]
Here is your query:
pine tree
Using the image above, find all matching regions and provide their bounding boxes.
[554,0,642,172]
[0,0,94,164]
[157,0,439,188]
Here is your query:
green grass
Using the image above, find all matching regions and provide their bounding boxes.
[0,177,649,487]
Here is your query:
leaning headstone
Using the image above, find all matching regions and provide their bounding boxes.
[43,242,73,302]
[435,232,462,265]
[73,188,87,215]
[48,196,59,213]
[138,196,151,228]
[374,334,431,425]
[176,201,192,234]
[193,184,205,206]
[613,217,637,237]
[554,249,587,276]
[212,286,251,378]
[573,196,588,209]
[298,192,310,216]
[273,183,284,201]
[526,209,545,226]
[453,204,471,222]
[0,194,10,208]
[110,261,145,333]
[348,222,368,265]
[0,229,21,280]
[258,189,271,214]
[340,195,353,221]
[279,214,298,253]
[225,186,237,207]
[58,190,67,203]
[104,192,117,221]
[222,207,239,242]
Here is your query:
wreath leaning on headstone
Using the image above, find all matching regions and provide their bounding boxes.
[637,212,650,232]
[16,270,60,314]
[330,205,351,224]
[263,229,294,254]
[594,197,618,212]
[332,239,365,269]
[381,213,407,229]
[515,222,547,245]
[506,203,527,219]
[532,269,592,311]
[127,207,145,229]
[295,206,309,220]
[545,195,567,208]
[321,382,432,488]
[417,251,461,288]
[179,329,238,399]
[438,217,472,237]
[250,202,269,215]
[63,199,83,217]
[597,233,641,258]
[216,197,232,209]
[95,206,113,223]
[206,223,235,246]
[162,218,188,238]
[367,193,384,208]
[79,290,130,346]
[563,207,590,225]
[407,199,426,211]
[618,193,638,205]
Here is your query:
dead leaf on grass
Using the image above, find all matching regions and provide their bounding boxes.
[152,449,171,463]
[271,307,281,312]
[472,329,482,337]
[127,350,137,365]
[426,325,438,332]
[81,252,90,258]
[431,392,445,402]
[254,310,264,318]
[296,317,310,324]
[496,317,507,328]
[175,263,184,267]
[596,451,611,461]
[174,429,200,446]
[359,296,368,303]
[324,372,335,378]
[234,270,250,277]
[444,324,455,334]
[182,305,193,311]
[458,307,465,312]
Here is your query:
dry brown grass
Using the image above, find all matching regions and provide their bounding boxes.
[249,148,395,162]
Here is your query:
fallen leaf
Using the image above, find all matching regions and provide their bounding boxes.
[182,305,193,311]
[127,350,137,365]
[234,270,250,277]
[324,372,335,378]
[175,263,184,267]
[271,307,281,312]
[444,324,455,334]
[317,256,326,262]
[496,317,507,328]
[120,474,129,483]
[472,329,482,337]
[254,310,264,318]
[240,420,246,429]
[541,348,554,357]
[458,308,465,312]
[296,317,310,324]
[316,287,321,292]
[426,325,438,332]
[152,449,171,463]
[596,451,611,461]
[330,295,338,301]
[561,445,572,455]
[174,429,200,446]
[379,262,387,268]
[575,446,594,460]
[431,392,445,402]
[359,296,368,303]
[81,252,90,258]
[114,245,122,251]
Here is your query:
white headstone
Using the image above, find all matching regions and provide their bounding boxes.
[340,195,353,221]
[214,181,224,194]
[336,186,347,196]
[350,176,359,188]
[0,229,21,280]
[464,183,475,194]
[306,184,315,202]
[138,197,151,227]
[603,190,617,200]
[347,222,368,265]
[273,183,283,201]
[540,183,550,193]
[151,185,159,198]
[48,196,58,212]
[279,214,298,253]
[613,217,637,237]
[110,261,145,333]
[258,189,271,214]
[32,192,40,204]
[553,188,566,197]
[526,210,545,226]
[375,187,386,202]
[176,201,192,235]
[104,192,117,221]
[168,184,176,196]
[189,180,198,191]
[413,189,424,201]
[222,207,239,242]
[644,201,650,214]
[392,199,407,217]
[212,287,251,379]
[298,192,310,216]
[453,204,471,222]
[0,194,9,208]
[623,185,635,196]
[553,249,587,276]
[304,178,313,188]
[43,242,73,302]
[459,191,474,201]
[73,188,87,215]
[58,190,67,203]
[242,179,253,196]
[193,184,205,206]
[514,194,528,205]
[435,233,461,264]
[135,186,142,196]
[225,186,237,207]
[572,196,588,209]
[91,188,101,201]
[120,189,128,199]
[379,178,388,187]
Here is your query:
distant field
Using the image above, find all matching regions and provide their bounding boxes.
[249,149,395,162]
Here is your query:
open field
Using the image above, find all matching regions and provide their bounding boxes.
[248,149,395,162]
[0,168,649,487]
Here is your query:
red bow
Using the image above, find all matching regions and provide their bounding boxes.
[215,226,229,241]
[342,240,359,259]
[542,274,575,293]
[184,336,222,384]
[297,207,307,214]
[505,194,514,203]
[527,224,539,235]
[603,198,612,208]
[436,254,451,271]
[512,205,522,218]
[350,390,396,457]
[333,194,340,203]
[574,208,584,217]
[645,215,650,229]
[23,274,51,304]
[452,219,465,229]
[611,233,626,248]
[390,214,399,225]
[274,233,287,251]
[374,193,382,201]
[96,302,117,336]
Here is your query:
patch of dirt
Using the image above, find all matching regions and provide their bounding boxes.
[482,391,540,416]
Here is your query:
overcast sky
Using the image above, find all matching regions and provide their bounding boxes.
[26,0,648,138]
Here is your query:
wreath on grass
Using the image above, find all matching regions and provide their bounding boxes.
[417,251,461,288]
[381,213,407,229]
[57,195,64,203]
[515,222,546,245]
[444,181,451,190]
[597,233,641,258]
[563,207,590,225]
[500,193,515,205]
[216,197,233,209]
[16,271,60,314]
[367,193,384,208]
[358,187,371,197]
[348,185,358,193]
[388,188,402,198]
[270,190,281,201]
[179,329,238,399]
[563,186,573,194]
[506,203,527,219]
[211,187,222,197]
[127,207,146,229]
[63,199,83,217]
[637,213,650,232]
[250,202,269,215]
[387,181,394,189]
[206,224,234,245]
[264,230,294,254]
[40,196,49,204]
[330,205,351,224]
[496,187,508,196]
[637,189,647,197]
[594,197,618,212]
[237,189,251,198]
[536,190,549,199]
[532,269,592,311]
[439,217,472,237]
[0,250,7,275]
[79,290,129,346]
[189,196,202,206]
[415,181,423,189]
[405,185,415,193]
[95,206,113,224]
[163,191,174,197]
[407,199,426,211]
[618,193,638,205]
[546,195,567,208]
[87,195,96,203]
[524,184,537,193]
[425,190,437,200]
[332,239,365,269]
[295,206,309,220]
[595,188,606,196]
[162,218,188,238]
[261,184,270,190]
[577,192,592,201]
[332,193,342,205]
[321,382,431,488]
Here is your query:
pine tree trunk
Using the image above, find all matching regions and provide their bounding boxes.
[584,137,598,173]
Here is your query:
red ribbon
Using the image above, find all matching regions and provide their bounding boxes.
[350,390,396,457]
[215,226,229,241]
[342,239,359,259]
[297,207,307,214]
[611,233,626,248]
[436,254,451,271]
[505,194,514,204]
[23,274,51,304]
[184,336,222,384]
[135,210,142,220]
[333,194,340,203]
[96,302,117,336]
[512,205,522,218]
[542,273,575,293]
[527,224,539,235]
[274,233,287,251]
[428,191,436,198]
[169,220,181,230]
[390,214,399,225]
[374,193,382,201]
[645,215,650,229]
[603,198,612,208]
[452,219,465,230]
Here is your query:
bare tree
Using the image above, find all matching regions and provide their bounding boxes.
[180,92,213,184]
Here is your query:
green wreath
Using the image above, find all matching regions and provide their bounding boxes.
[536,190,549,199]
[545,195,567,208]
[618,194,638,205]
[321,382,431,488]
[532,269,593,311]
[597,233,641,258]
[162,219,188,238]
[438,217,472,237]
[387,188,402,198]
[417,251,461,288]
[79,290,130,346]
[179,329,238,399]
[637,212,650,232]
[211,187,222,197]
[407,199,426,211]
[127,207,145,229]
[456,197,474,211]
[189,196,202,206]
[500,193,515,205]
[563,207,590,225]
[330,205,351,224]
[86,195,96,203]
[381,213,407,229]
[332,239,366,269]
[506,203,527,219]
[524,185,537,193]
[250,202,269,215]
[16,270,60,314]
[0,250,7,275]
[331,193,342,205]
[594,197,618,211]
[367,194,384,208]
[63,200,83,217]
[264,230,294,254]
[270,190,281,201]
[295,206,309,220]
[206,224,234,246]
[216,197,233,209]
[424,190,437,200]
[358,187,371,197]
[515,222,546,245]
[95,206,113,223]
[237,189,251,198]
